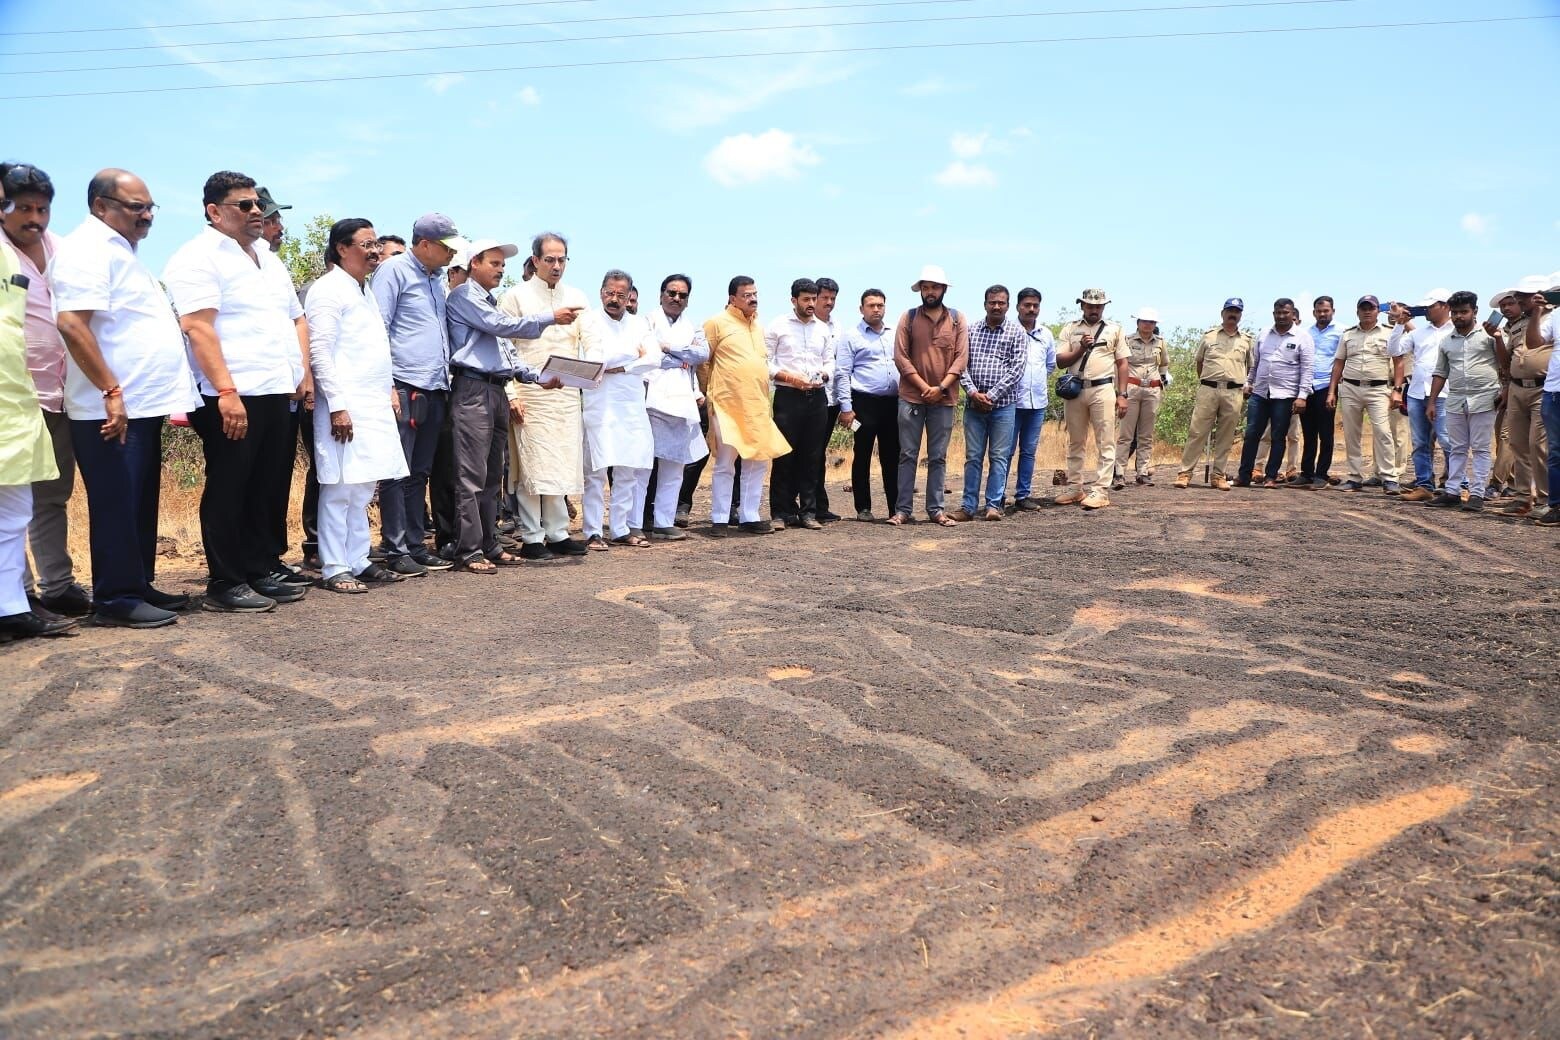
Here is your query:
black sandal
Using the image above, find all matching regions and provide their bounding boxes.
[318,574,369,594]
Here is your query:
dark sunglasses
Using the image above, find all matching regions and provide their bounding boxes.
[217,198,265,213]
[662,289,689,300]
[104,196,159,215]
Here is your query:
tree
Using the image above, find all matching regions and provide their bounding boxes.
[277,213,333,289]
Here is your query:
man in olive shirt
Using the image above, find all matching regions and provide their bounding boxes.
[1325,296,1402,493]
[1054,288,1130,509]
[1493,289,1548,515]
[890,264,968,526]
[1175,298,1252,490]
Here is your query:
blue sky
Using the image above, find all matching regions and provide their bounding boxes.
[3,0,1557,330]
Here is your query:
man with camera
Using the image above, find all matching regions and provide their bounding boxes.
[1054,288,1129,510]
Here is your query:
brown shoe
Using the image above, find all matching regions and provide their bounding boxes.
[1399,487,1435,503]
[1173,472,1191,489]
[946,507,974,522]
[982,507,1003,521]
[1210,475,1231,491]
[1053,489,1085,506]
[1496,499,1533,516]
[1080,491,1110,510]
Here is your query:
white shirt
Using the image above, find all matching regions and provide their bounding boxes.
[163,226,304,396]
[1249,326,1315,400]
[1394,320,1451,400]
[1013,324,1057,410]
[1541,311,1560,393]
[764,312,834,387]
[47,216,201,421]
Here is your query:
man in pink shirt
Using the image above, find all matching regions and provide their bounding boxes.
[0,162,89,618]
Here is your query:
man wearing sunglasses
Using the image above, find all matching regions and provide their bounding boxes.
[164,170,313,613]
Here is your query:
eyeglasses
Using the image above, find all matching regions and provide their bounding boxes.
[662,290,689,300]
[350,238,381,251]
[103,196,159,215]
[537,255,568,266]
[217,198,265,213]
[601,291,631,301]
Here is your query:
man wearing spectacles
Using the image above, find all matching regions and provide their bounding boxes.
[641,274,708,540]
[0,162,92,620]
[497,232,598,559]
[582,270,659,550]
[164,170,314,613]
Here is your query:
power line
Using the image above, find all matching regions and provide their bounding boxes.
[1,0,1369,77]
[3,13,1544,101]
[2,0,976,56]
[4,0,597,36]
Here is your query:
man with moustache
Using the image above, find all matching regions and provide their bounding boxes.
[835,288,900,520]
[1426,291,1505,512]
[641,274,707,540]
[1054,288,1130,509]
[582,269,659,549]
[1008,287,1056,510]
[1492,285,1548,516]
[889,264,968,526]
[0,162,91,618]
[164,170,313,613]
[1235,298,1314,488]
[703,276,789,535]
[1519,275,1560,525]
[1394,289,1454,501]
[811,275,843,521]
[1175,298,1254,490]
[257,187,290,254]
[1324,295,1401,494]
[950,285,1025,521]
[766,278,833,530]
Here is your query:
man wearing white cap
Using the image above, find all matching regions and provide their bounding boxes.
[445,239,572,571]
[1055,288,1130,508]
[1494,279,1549,516]
[1113,308,1170,487]
[1393,289,1454,501]
[1519,275,1560,525]
[889,264,967,526]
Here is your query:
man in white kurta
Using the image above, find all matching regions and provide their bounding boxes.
[582,270,659,547]
[642,274,708,540]
[499,233,598,555]
[306,227,409,589]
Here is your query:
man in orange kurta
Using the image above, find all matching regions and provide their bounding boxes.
[701,276,789,534]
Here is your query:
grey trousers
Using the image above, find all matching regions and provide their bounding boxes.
[895,399,955,518]
[25,409,77,596]
[450,373,509,561]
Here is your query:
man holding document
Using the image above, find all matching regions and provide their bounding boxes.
[498,232,598,561]
[444,238,572,573]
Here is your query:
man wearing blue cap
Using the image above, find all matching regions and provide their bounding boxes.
[1174,298,1252,489]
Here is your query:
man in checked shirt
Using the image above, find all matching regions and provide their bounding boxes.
[948,285,1027,521]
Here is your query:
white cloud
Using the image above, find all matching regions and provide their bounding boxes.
[704,129,820,187]
[1460,212,1491,238]
[902,76,957,97]
[427,73,464,94]
[932,161,997,189]
[668,56,854,131]
[1009,126,1034,139]
[950,131,990,159]
[516,85,541,106]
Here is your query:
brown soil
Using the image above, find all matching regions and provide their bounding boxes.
[1,469,1555,1040]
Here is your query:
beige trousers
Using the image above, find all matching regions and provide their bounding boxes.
[1338,382,1399,483]
[1504,382,1549,499]
[1178,385,1243,479]
[1064,383,1117,493]
[1115,385,1162,478]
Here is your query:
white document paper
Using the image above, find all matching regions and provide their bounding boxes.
[540,355,605,389]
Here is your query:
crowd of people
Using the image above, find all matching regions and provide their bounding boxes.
[1,161,1556,639]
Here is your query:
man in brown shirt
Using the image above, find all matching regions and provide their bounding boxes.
[1054,288,1130,508]
[1492,290,1548,515]
[889,264,968,526]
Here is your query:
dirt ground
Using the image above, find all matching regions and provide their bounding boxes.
[1,456,1556,1039]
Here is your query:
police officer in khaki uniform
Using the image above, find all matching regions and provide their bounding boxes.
[1054,288,1130,509]
[1113,307,1171,488]
[1494,288,1549,515]
[1325,295,1402,493]
[1175,298,1253,490]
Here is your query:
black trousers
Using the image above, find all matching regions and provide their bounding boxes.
[814,403,840,514]
[294,406,319,555]
[1298,386,1335,480]
[1238,395,1296,483]
[450,374,508,560]
[190,393,295,592]
[850,393,901,513]
[430,400,458,549]
[70,415,164,614]
[679,401,739,517]
[770,385,829,520]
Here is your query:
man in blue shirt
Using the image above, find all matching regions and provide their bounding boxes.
[371,213,467,576]
[1293,295,1341,488]
[834,288,899,520]
[1008,287,1056,510]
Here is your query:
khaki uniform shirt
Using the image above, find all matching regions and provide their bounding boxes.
[1194,327,1253,385]
[1507,313,1551,381]
[1057,319,1129,381]
[1124,332,1169,383]
[1335,324,1395,383]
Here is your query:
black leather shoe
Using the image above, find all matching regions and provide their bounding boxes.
[799,515,823,530]
[39,584,93,617]
[354,562,405,584]
[0,610,80,638]
[547,538,589,557]
[519,541,557,561]
[95,602,178,629]
[816,511,842,522]
[268,565,314,587]
[410,550,454,571]
[202,584,277,613]
[252,575,308,602]
[385,555,429,577]
[143,587,192,612]
[705,523,730,539]
[739,520,775,534]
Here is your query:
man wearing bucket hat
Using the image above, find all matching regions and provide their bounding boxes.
[1494,278,1549,516]
[1113,307,1170,488]
[1519,275,1560,525]
[1174,298,1252,490]
[888,264,967,526]
[1054,288,1130,509]
[256,187,290,254]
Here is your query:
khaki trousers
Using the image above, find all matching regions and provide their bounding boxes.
[1064,383,1117,493]
[1386,404,1411,477]
[1115,385,1161,478]
[1338,382,1398,482]
[1505,382,1549,499]
[1492,401,1514,486]
[1178,385,1242,479]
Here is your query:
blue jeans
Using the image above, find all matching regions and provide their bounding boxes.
[1237,395,1294,482]
[380,384,448,557]
[70,416,165,615]
[1406,394,1449,489]
[1543,390,1560,508]
[961,403,1016,512]
[1010,406,1046,501]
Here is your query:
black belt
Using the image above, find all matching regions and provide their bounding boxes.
[1200,379,1241,390]
[1342,378,1390,387]
[1087,377,1115,387]
[1511,376,1543,388]
[395,379,447,395]
[451,365,511,386]
[776,384,826,395]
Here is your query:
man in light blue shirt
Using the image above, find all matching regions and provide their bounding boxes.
[370,212,467,574]
[834,288,899,519]
[1294,295,1341,487]
[1009,287,1056,510]
[1236,297,1314,486]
